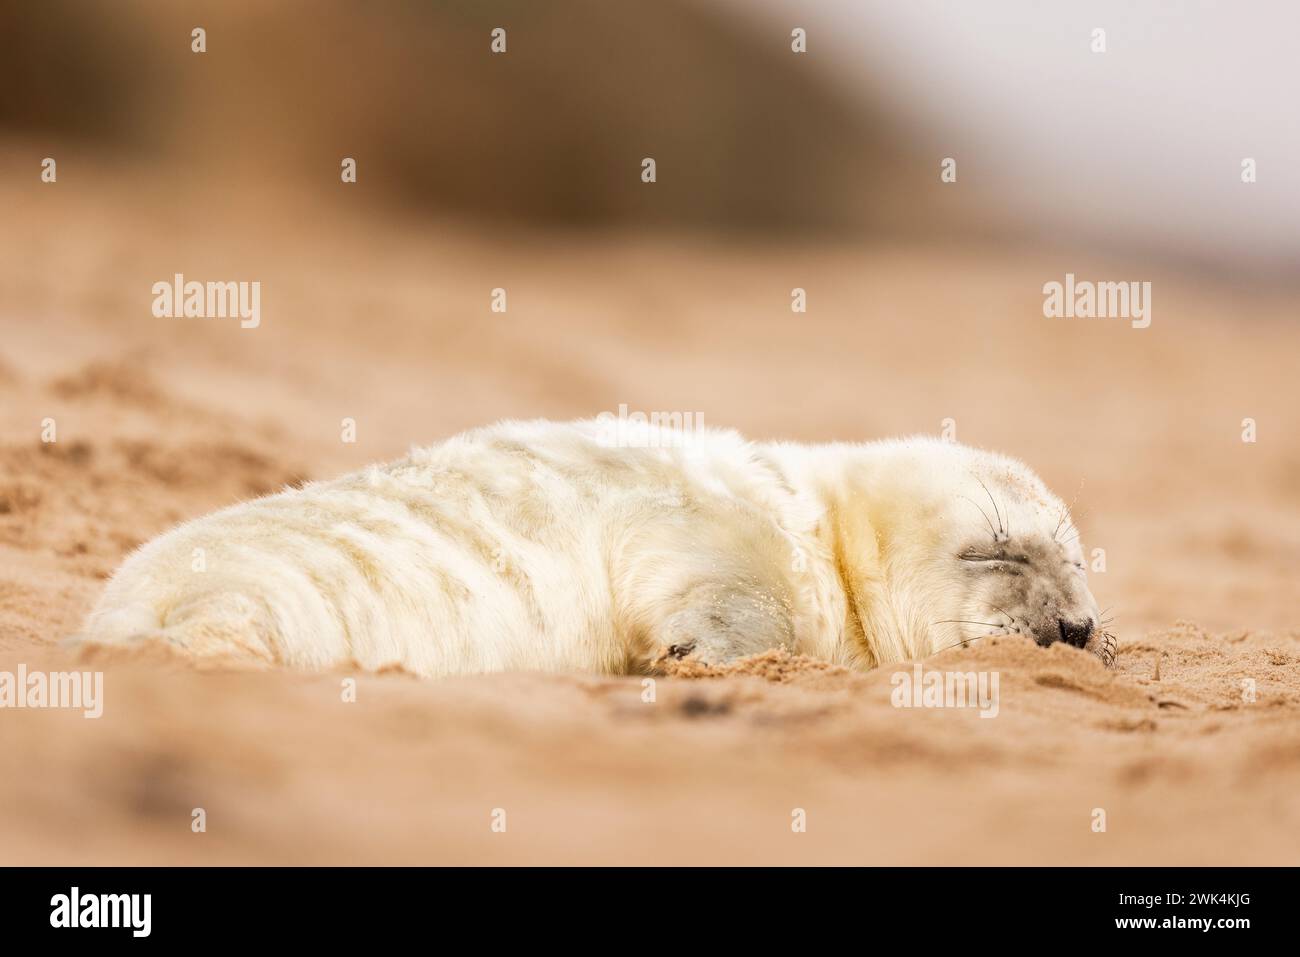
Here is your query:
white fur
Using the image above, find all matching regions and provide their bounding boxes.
[81,420,1100,675]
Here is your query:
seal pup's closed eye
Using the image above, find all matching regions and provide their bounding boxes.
[79,420,1111,677]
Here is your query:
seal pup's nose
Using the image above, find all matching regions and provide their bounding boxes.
[1057,618,1094,648]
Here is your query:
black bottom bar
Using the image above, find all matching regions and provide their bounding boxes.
[0,866,1285,943]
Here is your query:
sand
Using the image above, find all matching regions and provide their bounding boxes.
[2,176,1299,865]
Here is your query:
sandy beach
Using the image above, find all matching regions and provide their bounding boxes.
[2,169,1298,864]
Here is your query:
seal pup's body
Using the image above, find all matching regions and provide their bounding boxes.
[82,420,1107,675]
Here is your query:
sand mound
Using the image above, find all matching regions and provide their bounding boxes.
[654,647,851,683]
[4,622,1298,865]
[49,358,167,406]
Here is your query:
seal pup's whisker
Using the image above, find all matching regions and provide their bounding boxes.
[931,632,999,656]
[958,495,999,542]
[1055,504,1090,546]
[1054,479,1087,545]
[1095,630,1118,667]
[981,602,1020,633]
[975,476,1007,541]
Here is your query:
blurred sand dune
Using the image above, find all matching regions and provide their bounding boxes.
[0,0,932,232]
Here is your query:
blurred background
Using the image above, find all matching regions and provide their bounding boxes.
[1,0,1299,866]
[5,0,1298,265]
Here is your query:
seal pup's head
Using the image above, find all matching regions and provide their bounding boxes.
[940,454,1108,664]
[801,437,1110,667]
